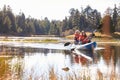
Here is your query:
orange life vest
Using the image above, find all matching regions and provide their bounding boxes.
[79,34,87,41]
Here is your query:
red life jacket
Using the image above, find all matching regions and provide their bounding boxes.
[82,33,94,44]
[82,37,91,44]
[79,34,87,41]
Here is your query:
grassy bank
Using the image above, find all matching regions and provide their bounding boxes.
[0,37,59,43]
[66,32,120,43]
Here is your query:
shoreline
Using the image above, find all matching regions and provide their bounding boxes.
[0,36,120,44]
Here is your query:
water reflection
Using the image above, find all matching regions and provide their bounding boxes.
[70,50,93,66]
[0,43,120,80]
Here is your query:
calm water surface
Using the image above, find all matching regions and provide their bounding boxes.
[0,42,120,80]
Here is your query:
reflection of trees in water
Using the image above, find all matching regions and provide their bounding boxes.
[63,45,120,79]
[0,44,120,79]
[114,45,120,64]
[0,45,65,56]
[0,45,24,56]
[0,56,23,80]
[100,45,120,79]
[102,45,113,65]
[0,57,11,79]
[63,50,74,65]
[102,45,120,66]
[114,46,120,77]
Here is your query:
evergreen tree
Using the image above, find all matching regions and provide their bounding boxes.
[49,21,55,35]
[3,16,11,34]
[73,9,81,30]
[112,4,118,32]
[43,17,50,34]
[7,5,17,34]
[62,18,68,32]
[0,5,104,36]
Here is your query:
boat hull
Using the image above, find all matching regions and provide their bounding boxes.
[74,42,97,50]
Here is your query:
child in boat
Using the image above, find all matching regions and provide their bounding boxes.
[74,30,80,44]
[81,32,95,44]
[79,31,87,44]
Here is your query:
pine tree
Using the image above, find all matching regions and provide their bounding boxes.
[112,4,118,32]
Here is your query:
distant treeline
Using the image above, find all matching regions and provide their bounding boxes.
[0,5,120,36]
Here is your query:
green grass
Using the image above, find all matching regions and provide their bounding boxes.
[0,38,59,43]
[41,39,58,43]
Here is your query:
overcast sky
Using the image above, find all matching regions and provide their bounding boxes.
[0,0,120,20]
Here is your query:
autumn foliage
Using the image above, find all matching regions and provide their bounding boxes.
[102,15,111,35]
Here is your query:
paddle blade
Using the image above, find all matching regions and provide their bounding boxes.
[64,42,71,46]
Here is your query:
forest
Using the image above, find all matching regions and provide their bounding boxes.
[0,5,120,36]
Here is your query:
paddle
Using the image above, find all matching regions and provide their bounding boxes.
[64,42,71,46]
[64,23,103,47]
[74,49,93,61]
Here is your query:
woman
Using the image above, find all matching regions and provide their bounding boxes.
[74,30,80,44]
[82,32,95,44]
[79,31,87,44]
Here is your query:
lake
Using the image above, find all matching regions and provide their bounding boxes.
[0,42,120,80]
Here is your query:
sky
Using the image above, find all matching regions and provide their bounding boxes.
[0,0,120,21]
